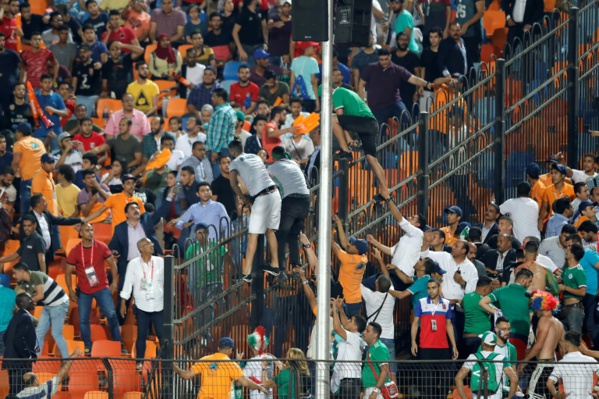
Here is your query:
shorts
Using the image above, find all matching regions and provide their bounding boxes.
[337,115,379,156]
[363,387,384,399]
[248,191,282,234]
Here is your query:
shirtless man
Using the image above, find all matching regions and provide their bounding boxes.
[520,290,565,398]
[511,241,547,291]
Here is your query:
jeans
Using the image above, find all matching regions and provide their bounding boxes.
[276,195,310,268]
[36,300,69,358]
[563,303,585,334]
[380,337,397,375]
[134,307,164,360]
[19,179,32,217]
[78,288,122,349]
[583,294,599,348]
[190,283,224,338]
[371,100,410,129]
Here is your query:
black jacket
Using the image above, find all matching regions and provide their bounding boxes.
[2,309,37,369]
[484,248,517,282]
[438,37,467,78]
[502,0,545,25]
[477,222,499,245]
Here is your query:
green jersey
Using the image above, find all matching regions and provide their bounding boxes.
[463,291,492,335]
[488,284,531,337]
[185,241,227,286]
[562,264,587,301]
[362,339,391,388]
[455,0,483,38]
[332,87,375,119]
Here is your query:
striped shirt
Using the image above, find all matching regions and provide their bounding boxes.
[206,103,236,153]
[17,376,59,399]
[16,272,67,307]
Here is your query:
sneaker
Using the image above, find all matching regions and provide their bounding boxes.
[263,266,281,276]
[136,362,143,371]
[121,348,129,356]
[242,274,253,283]
[84,348,91,357]
[334,150,352,161]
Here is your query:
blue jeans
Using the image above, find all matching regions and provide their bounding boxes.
[0,330,5,356]
[36,300,69,358]
[380,337,397,374]
[134,307,164,360]
[78,288,122,349]
[371,100,410,129]
[19,179,32,217]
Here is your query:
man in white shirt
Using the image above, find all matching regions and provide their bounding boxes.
[564,152,598,184]
[228,139,282,283]
[175,115,207,159]
[281,98,310,129]
[120,237,165,370]
[539,224,577,270]
[330,297,366,398]
[548,331,599,398]
[499,181,540,242]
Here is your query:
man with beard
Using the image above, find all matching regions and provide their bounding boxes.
[0,167,16,213]
[87,174,145,228]
[101,10,139,50]
[250,49,284,87]
[178,48,206,99]
[0,32,21,113]
[332,68,353,91]
[476,202,499,244]
[261,106,297,159]
[19,3,47,46]
[139,116,175,168]
[0,0,21,52]
[179,141,213,184]
[204,12,234,69]
[259,69,290,107]
[391,32,421,114]
[206,88,237,161]
[174,115,207,159]
[104,93,151,141]
[230,65,259,116]
[78,169,111,224]
[102,39,143,99]
[1,83,34,131]
[126,62,159,116]
[438,22,468,80]
[187,66,222,114]
[418,28,445,111]
[72,45,103,117]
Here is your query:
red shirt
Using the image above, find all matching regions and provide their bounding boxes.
[229,81,259,112]
[0,16,18,51]
[73,131,106,151]
[66,240,112,295]
[61,99,75,128]
[21,49,56,89]
[101,27,137,52]
[262,120,281,158]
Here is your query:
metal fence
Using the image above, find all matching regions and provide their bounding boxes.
[3,357,598,399]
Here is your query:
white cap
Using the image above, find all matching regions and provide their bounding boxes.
[479,331,497,346]
[281,0,292,4]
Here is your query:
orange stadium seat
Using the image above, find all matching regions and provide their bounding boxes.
[83,392,108,399]
[91,340,122,358]
[144,44,158,65]
[483,10,506,37]
[68,373,100,399]
[120,325,137,355]
[90,325,108,341]
[165,98,188,118]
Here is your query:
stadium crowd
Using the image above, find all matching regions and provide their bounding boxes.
[0,0,596,398]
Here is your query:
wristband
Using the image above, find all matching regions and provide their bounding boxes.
[302,280,309,285]
[303,244,311,249]
[373,387,380,393]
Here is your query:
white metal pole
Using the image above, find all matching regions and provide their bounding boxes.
[315,0,334,397]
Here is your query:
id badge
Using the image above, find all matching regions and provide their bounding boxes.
[431,319,437,332]
[146,286,155,300]
[85,266,99,287]
[141,278,148,290]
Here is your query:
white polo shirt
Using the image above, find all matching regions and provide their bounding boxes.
[549,351,599,398]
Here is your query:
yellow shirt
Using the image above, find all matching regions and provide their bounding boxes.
[104,193,146,227]
[337,250,367,304]
[32,170,58,216]
[126,80,160,114]
[13,136,45,181]
[101,0,129,11]
[56,183,81,217]
[190,353,244,399]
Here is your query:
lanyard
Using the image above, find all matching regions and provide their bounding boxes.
[142,259,154,282]
[81,240,94,269]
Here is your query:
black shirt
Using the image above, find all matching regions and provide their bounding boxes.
[85,13,108,38]
[1,102,34,130]
[235,7,264,46]
[391,50,420,106]
[102,53,134,99]
[17,231,46,272]
[420,47,443,90]
[66,17,83,44]
[22,14,48,41]
[0,49,21,89]
[204,29,232,47]
[220,10,238,41]
[211,174,238,221]
[73,60,103,96]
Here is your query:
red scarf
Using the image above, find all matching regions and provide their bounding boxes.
[155,34,177,63]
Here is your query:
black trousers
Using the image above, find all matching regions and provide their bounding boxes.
[276,195,310,269]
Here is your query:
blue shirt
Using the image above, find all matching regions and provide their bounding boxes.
[580,248,599,295]
[290,55,320,100]
[175,199,230,240]
[34,90,66,139]
[318,62,351,84]
[0,286,16,331]
[546,213,569,238]
[0,151,13,172]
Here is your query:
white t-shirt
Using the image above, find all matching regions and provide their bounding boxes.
[537,253,559,273]
[167,149,186,170]
[390,218,424,277]
[499,197,541,242]
[267,159,309,198]
[333,330,364,380]
[462,350,506,399]
[0,184,17,203]
[243,354,275,399]
[230,153,275,197]
[571,169,597,184]
[549,352,599,399]
[282,134,315,162]
[236,130,252,149]
[174,132,207,159]
[185,64,206,97]
[361,285,395,340]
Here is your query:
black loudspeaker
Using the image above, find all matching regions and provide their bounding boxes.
[292,0,329,42]
[335,0,373,47]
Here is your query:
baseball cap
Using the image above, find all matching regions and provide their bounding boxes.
[430,260,446,275]
[254,48,270,59]
[348,235,369,255]
[578,200,595,213]
[272,146,290,160]
[281,0,292,5]
[235,110,246,122]
[218,337,235,349]
[57,132,71,143]
[121,174,136,182]
[550,163,567,175]
[14,122,32,135]
[525,162,541,179]
[479,331,497,346]
[41,153,55,164]
[79,44,92,51]
[195,223,210,232]
[443,205,463,217]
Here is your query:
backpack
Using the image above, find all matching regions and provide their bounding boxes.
[471,352,501,394]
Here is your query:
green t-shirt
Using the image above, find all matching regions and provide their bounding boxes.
[272,368,310,399]
[15,271,48,297]
[408,275,430,309]
[463,291,492,335]
[488,284,531,337]
[332,87,375,119]
[562,264,587,301]
[361,340,391,388]
[185,241,227,286]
